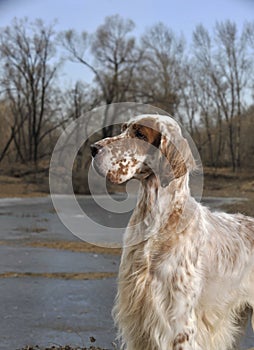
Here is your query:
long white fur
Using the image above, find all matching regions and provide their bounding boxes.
[94,115,254,350]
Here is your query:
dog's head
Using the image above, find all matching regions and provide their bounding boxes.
[90,115,196,187]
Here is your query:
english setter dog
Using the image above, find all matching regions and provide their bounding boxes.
[91,114,254,350]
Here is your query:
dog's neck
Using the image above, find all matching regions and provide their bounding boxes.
[142,173,192,222]
[125,173,198,246]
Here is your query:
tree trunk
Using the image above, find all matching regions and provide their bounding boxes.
[228,121,236,171]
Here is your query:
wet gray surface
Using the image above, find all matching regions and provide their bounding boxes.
[0,246,118,274]
[0,277,117,350]
[0,195,253,349]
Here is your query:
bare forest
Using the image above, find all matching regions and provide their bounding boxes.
[1,16,254,193]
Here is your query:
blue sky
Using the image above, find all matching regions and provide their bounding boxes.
[1,0,254,85]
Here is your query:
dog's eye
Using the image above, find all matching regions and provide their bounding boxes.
[135,129,147,141]
[122,124,128,132]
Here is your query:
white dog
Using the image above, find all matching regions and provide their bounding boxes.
[91,114,254,350]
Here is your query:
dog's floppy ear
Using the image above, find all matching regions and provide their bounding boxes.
[158,133,196,188]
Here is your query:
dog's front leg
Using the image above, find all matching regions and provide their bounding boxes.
[172,307,200,350]
[170,264,202,350]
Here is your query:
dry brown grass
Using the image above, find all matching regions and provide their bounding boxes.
[0,271,117,280]
[202,169,254,217]
[0,174,47,198]
[27,240,122,255]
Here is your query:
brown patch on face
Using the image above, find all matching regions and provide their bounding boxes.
[107,170,121,184]
[130,118,161,147]
[93,118,162,184]
[93,133,140,183]
[117,159,130,175]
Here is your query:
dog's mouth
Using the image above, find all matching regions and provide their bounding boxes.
[92,153,156,186]
[91,157,106,178]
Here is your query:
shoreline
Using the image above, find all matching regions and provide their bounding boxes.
[1,171,254,216]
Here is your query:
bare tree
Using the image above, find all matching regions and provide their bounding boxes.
[175,62,199,133]
[215,21,252,169]
[138,23,185,114]
[91,15,138,101]
[60,15,141,137]
[62,81,100,170]
[192,22,253,170]
[0,18,61,164]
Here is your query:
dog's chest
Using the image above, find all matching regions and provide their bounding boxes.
[124,236,199,297]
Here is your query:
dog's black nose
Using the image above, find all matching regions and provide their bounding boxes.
[90,143,103,158]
